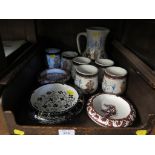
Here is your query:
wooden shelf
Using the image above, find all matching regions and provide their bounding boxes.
[0,41,155,135]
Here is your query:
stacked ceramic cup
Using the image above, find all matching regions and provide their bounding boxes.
[82,58,137,128]
[40,49,80,85]
[41,48,71,84]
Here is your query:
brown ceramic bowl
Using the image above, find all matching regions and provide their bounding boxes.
[87,93,136,128]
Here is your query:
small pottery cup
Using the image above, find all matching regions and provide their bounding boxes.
[74,65,98,94]
[95,59,114,83]
[45,48,61,68]
[61,51,78,72]
[102,66,127,95]
[71,56,91,79]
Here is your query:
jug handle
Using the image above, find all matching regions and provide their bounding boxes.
[76,32,87,55]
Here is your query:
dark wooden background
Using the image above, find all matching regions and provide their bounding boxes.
[0,19,155,70]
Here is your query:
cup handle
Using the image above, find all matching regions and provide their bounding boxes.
[76,32,87,55]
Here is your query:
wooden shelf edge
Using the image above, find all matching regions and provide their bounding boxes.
[112,40,155,89]
[0,98,9,135]
[3,110,155,135]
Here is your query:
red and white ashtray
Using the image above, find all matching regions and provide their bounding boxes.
[87,93,136,128]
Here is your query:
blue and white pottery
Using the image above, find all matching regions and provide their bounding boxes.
[46,48,61,68]
[102,66,127,95]
[77,27,110,60]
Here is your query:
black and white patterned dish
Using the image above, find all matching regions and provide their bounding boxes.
[30,83,79,114]
[38,68,70,85]
[32,98,84,124]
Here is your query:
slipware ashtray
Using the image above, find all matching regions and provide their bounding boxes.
[87,93,136,128]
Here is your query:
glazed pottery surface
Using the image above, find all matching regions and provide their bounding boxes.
[77,27,110,60]
[95,59,114,82]
[74,65,98,94]
[30,83,79,114]
[102,66,127,95]
[71,56,91,79]
[38,69,70,85]
[32,97,84,124]
[61,51,78,72]
[87,94,136,127]
[46,48,61,68]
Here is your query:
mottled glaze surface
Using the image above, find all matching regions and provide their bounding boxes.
[71,57,91,79]
[87,94,136,128]
[61,51,78,72]
[77,27,110,60]
[102,66,127,95]
[74,65,98,94]
[95,59,114,82]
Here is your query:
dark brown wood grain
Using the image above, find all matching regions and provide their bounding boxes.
[0,36,7,73]
[0,19,36,42]
[36,19,121,50]
[121,20,155,70]
[0,102,9,135]
[112,40,155,88]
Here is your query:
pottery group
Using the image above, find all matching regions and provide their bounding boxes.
[29,26,136,127]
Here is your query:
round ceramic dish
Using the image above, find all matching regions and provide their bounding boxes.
[30,83,79,115]
[32,98,84,124]
[87,93,136,128]
[38,69,70,85]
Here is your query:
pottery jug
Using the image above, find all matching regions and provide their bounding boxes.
[77,27,110,60]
